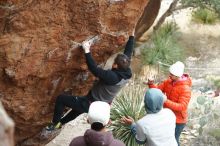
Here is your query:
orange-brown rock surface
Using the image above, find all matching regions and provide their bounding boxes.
[0,0,160,145]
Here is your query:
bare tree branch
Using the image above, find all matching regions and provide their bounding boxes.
[153,0,180,31]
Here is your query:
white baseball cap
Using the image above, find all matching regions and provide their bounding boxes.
[169,61,185,77]
[88,101,110,126]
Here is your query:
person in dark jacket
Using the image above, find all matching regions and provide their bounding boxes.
[46,31,135,131]
[69,101,125,146]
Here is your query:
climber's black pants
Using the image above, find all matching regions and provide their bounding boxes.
[52,94,90,125]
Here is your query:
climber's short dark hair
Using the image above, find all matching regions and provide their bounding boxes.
[114,54,130,70]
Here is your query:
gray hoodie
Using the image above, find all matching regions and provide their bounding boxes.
[144,88,164,114]
[69,129,125,146]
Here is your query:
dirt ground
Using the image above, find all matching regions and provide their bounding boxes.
[47,1,220,146]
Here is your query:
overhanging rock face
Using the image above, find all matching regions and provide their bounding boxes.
[0,0,160,145]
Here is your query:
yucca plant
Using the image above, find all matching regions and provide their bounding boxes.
[110,80,146,146]
[141,22,184,67]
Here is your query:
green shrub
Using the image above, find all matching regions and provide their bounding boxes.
[209,129,220,140]
[181,0,220,18]
[141,22,184,67]
[110,80,146,146]
[207,76,220,89]
[192,8,218,24]
[213,79,220,89]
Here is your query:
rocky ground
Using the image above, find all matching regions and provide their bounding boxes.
[46,114,89,146]
[47,1,220,146]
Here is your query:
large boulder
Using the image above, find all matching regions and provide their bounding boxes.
[0,0,160,145]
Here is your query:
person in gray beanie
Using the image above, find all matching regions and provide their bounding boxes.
[121,88,177,146]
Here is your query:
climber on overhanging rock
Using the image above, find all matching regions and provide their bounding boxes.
[45,29,135,131]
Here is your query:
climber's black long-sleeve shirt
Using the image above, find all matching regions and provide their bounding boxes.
[85,36,134,85]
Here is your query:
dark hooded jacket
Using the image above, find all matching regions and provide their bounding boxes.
[85,36,134,103]
[69,129,125,146]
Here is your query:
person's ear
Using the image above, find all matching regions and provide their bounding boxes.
[112,63,118,69]
[108,119,112,125]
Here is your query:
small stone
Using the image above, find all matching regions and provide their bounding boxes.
[191,130,197,134]
[4,68,15,78]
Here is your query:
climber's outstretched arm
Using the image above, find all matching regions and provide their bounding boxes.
[82,40,120,85]
[124,29,135,59]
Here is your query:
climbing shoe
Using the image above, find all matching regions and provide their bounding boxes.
[46,122,62,131]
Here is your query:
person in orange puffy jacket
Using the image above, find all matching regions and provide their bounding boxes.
[145,61,192,146]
